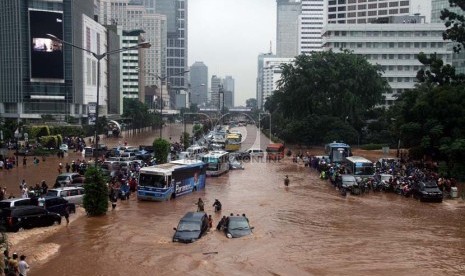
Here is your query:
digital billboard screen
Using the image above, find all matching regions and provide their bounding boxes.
[29,9,64,82]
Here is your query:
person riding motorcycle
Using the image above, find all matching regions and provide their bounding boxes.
[213,199,222,212]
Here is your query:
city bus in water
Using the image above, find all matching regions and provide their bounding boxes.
[137,159,206,201]
[325,141,352,164]
[266,143,285,160]
[344,156,375,179]
[201,151,230,176]
[225,133,242,152]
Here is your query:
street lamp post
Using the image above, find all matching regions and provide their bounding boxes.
[46,34,151,162]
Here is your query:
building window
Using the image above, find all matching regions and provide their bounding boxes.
[389,2,399,7]
[400,8,409,13]
[389,9,398,14]
[378,9,387,15]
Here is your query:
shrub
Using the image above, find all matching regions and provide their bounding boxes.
[153,138,170,164]
[83,166,109,216]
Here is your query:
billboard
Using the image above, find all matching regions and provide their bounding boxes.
[88,102,97,125]
[29,9,64,82]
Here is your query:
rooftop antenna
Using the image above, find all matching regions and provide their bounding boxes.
[269,40,273,54]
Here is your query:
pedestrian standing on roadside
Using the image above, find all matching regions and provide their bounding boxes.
[65,163,70,173]
[19,180,26,193]
[3,250,9,276]
[22,156,27,167]
[57,163,63,174]
[8,253,18,276]
[18,255,29,276]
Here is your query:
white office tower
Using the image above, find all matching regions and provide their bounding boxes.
[98,0,167,99]
[322,14,452,106]
[256,54,293,110]
[299,0,325,54]
[277,0,301,57]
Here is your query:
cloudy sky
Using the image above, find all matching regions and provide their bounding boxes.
[188,0,276,106]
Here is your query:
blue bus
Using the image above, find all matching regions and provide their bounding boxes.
[137,159,206,201]
[325,142,352,164]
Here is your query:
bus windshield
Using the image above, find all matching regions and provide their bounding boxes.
[354,163,375,176]
[138,174,167,188]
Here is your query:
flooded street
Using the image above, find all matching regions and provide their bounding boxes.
[4,124,465,275]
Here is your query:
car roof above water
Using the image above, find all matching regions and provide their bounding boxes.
[181,212,206,221]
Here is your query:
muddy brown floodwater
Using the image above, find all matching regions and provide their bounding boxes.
[4,124,465,275]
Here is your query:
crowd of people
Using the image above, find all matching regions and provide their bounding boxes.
[1,250,29,276]
[301,153,460,198]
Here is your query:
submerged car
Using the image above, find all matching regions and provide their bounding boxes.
[224,216,254,239]
[172,212,209,243]
[412,181,443,202]
[341,174,358,189]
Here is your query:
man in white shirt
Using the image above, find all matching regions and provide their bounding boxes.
[18,255,29,276]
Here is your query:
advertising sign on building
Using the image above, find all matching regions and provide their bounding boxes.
[29,9,64,82]
[88,102,97,125]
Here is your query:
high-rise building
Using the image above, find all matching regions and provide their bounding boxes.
[277,0,301,57]
[256,55,293,110]
[322,15,452,106]
[99,0,167,102]
[154,0,189,109]
[211,75,222,110]
[326,0,411,24]
[223,76,235,108]
[431,0,465,74]
[0,0,103,121]
[299,0,325,54]
[189,61,208,106]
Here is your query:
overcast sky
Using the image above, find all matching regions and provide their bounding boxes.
[188,0,276,106]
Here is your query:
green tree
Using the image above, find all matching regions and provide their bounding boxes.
[265,50,388,145]
[122,98,160,131]
[246,98,258,110]
[153,138,170,164]
[83,166,109,216]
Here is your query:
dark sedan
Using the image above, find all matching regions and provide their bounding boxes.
[224,216,254,239]
[0,206,61,232]
[412,181,443,202]
[172,212,209,243]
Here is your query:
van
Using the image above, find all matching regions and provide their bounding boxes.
[247,148,264,158]
[54,173,82,188]
[46,187,85,205]
[0,198,32,209]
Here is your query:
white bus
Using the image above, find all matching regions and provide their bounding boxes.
[201,151,230,176]
[137,159,207,201]
[344,156,375,179]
